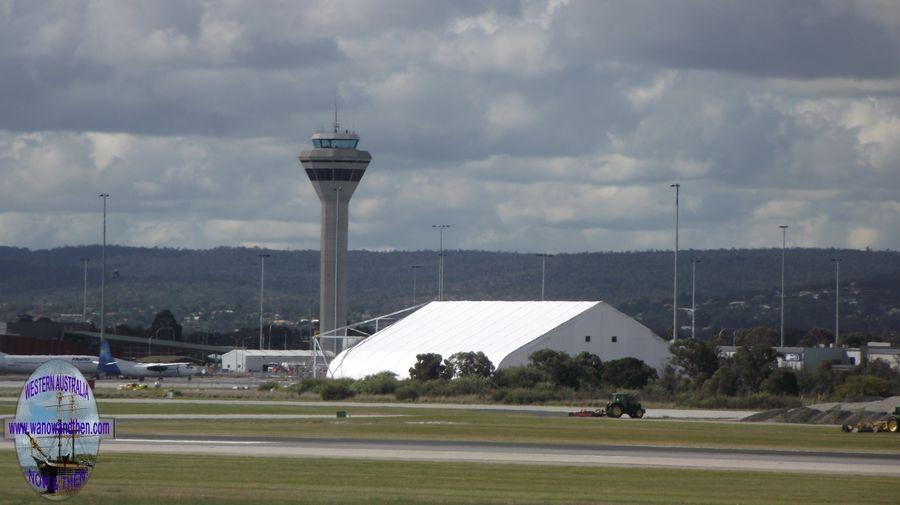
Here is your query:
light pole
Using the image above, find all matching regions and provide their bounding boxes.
[780,225,788,347]
[536,254,554,301]
[99,193,109,343]
[111,269,120,332]
[267,322,277,351]
[670,183,680,341]
[432,225,450,301]
[690,259,701,339]
[258,253,270,350]
[410,265,422,305]
[832,258,841,346]
[80,258,90,322]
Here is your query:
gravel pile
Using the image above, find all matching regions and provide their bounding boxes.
[743,396,899,424]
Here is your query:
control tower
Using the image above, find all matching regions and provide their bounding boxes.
[298,118,371,353]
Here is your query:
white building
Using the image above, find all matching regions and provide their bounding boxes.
[221,349,331,374]
[328,301,670,380]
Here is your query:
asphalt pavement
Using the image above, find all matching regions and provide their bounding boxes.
[5,435,892,476]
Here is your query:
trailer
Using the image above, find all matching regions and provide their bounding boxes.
[841,407,899,433]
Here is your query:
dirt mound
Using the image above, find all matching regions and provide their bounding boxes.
[744,396,899,425]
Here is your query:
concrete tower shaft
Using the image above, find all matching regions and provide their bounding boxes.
[298,128,371,354]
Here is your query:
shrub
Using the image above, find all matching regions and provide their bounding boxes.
[288,378,326,395]
[492,366,548,389]
[419,376,490,397]
[258,381,280,391]
[834,375,891,399]
[502,385,556,405]
[677,392,801,410]
[352,371,399,395]
[394,383,420,401]
[446,376,491,396]
[418,379,452,397]
[320,380,356,401]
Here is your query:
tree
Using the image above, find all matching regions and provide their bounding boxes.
[708,329,734,348]
[529,349,580,388]
[838,332,870,348]
[731,345,777,393]
[762,368,799,396]
[798,361,839,397]
[735,327,778,347]
[798,327,833,347]
[602,358,657,389]
[149,309,182,341]
[703,365,740,396]
[669,339,719,383]
[409,353,445,381]
[573,352,604,389]
[443,351,495,378]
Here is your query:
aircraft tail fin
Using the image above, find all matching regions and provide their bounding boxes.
[97,340,121,374]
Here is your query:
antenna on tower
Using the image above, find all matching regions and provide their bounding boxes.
[333,100,339,133]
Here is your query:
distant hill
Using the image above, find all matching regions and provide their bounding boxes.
[1,245,898,340]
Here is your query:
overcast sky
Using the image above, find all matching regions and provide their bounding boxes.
[1,0,899,253]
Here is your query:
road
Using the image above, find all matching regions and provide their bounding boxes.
[4,435,894,476]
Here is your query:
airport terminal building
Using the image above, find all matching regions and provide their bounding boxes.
[328,301,670,379]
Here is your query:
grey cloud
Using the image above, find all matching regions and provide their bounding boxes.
[0,0,899,254]
[551,0,900,79]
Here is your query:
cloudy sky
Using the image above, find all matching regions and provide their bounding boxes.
[1,0,899,253]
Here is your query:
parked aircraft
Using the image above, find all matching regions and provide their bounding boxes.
[0,352,98,375]
[97,340,202,379]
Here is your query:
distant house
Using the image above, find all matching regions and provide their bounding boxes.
[717,345,850,371]
[717,343,899,371]
[863,342,900,370]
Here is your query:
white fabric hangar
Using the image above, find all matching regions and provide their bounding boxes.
[328,301,671,379]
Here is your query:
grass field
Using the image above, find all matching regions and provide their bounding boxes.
[4,399,899,453]
[0,451,897,505]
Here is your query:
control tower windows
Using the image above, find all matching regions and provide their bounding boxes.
[312,139,359,149]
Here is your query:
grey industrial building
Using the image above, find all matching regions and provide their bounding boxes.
[221,349,332,375]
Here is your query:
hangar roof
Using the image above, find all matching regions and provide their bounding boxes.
[329,301,598,379]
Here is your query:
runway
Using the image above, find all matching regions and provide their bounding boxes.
[4,435,895,476]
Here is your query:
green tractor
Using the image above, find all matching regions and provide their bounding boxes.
[606,392,645,419]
